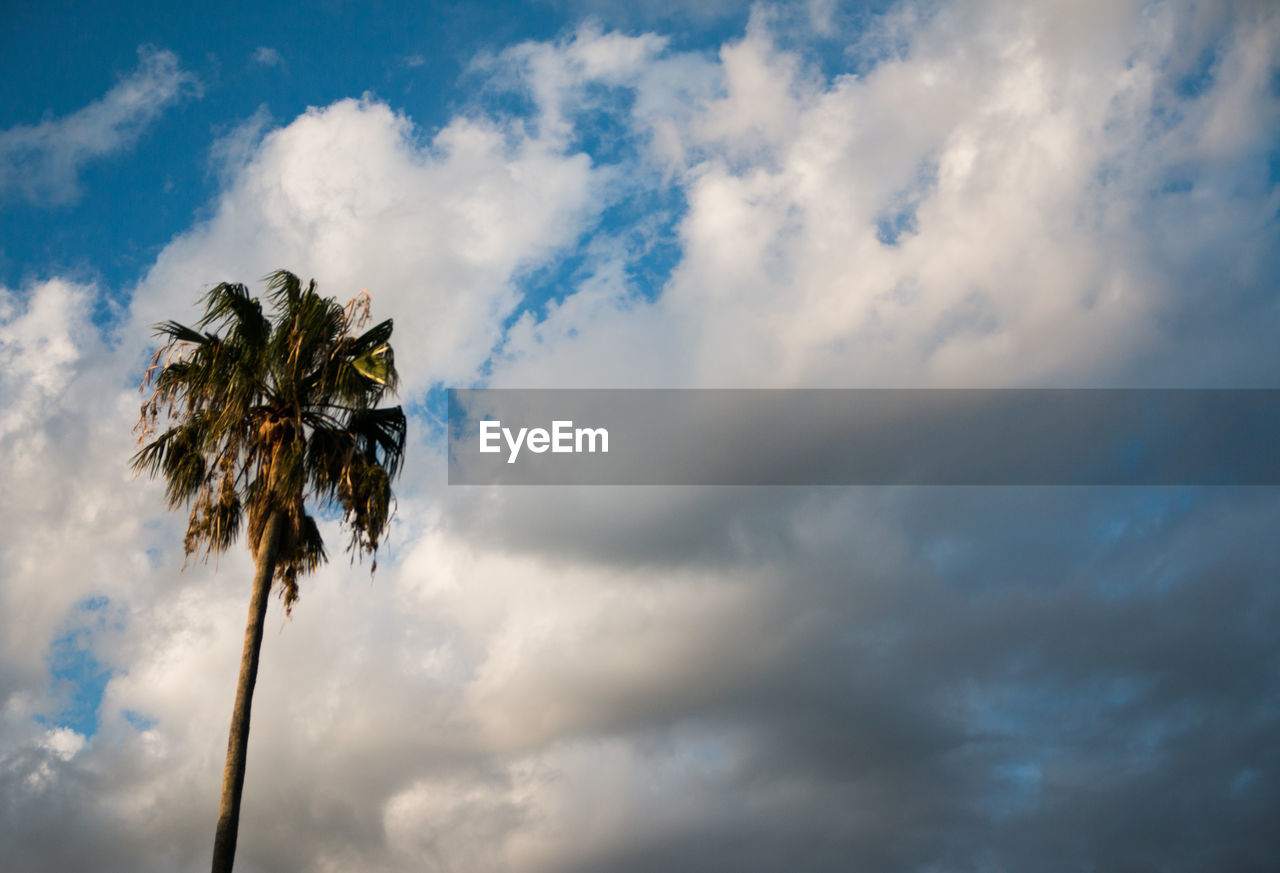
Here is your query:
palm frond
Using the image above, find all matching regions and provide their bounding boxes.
[264,269,303,309]
[154,320,210,345]
[199,283,270,349]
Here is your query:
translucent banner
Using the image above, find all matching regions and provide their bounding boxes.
[447,389,1280,485]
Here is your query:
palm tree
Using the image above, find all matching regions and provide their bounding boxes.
[132,270,407,873]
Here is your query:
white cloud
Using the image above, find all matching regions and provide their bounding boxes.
[0,279,155,685]
[490,1,1280,389]
[0,46,199,205]
[132,95,603,390]
[252,46,284,68]
[206,103,273,182]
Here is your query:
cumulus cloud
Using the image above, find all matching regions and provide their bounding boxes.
[3,2,1280,872]
[0,279,144,679]
[206,104,273,183]
[132,94,604,390]
[491,1,1280,390]
[0,276,195,871]
[0,46,199,205]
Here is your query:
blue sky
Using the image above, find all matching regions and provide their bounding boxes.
[3,1,535,290]
[0,0,749,303]
[2,1,1280,872]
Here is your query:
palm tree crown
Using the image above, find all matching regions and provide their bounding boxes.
[133,269,407,609]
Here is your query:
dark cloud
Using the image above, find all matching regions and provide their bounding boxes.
[511,487,1280,872]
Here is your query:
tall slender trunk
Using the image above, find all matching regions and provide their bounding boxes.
[210,509,285,873]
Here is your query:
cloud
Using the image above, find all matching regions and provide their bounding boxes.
[251,45,284,68]
[0,278,141,675]
[0,46,200,206]
[489,1,1280,391]
[131,93,605,390]
[206,104,273,183]
[3,2,1280,872]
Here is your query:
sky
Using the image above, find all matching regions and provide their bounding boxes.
[1,0,1279,871]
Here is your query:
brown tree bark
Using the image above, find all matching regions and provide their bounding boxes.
[210,509,284,873]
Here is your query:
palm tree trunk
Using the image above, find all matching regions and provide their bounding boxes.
[211,509,285,873]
